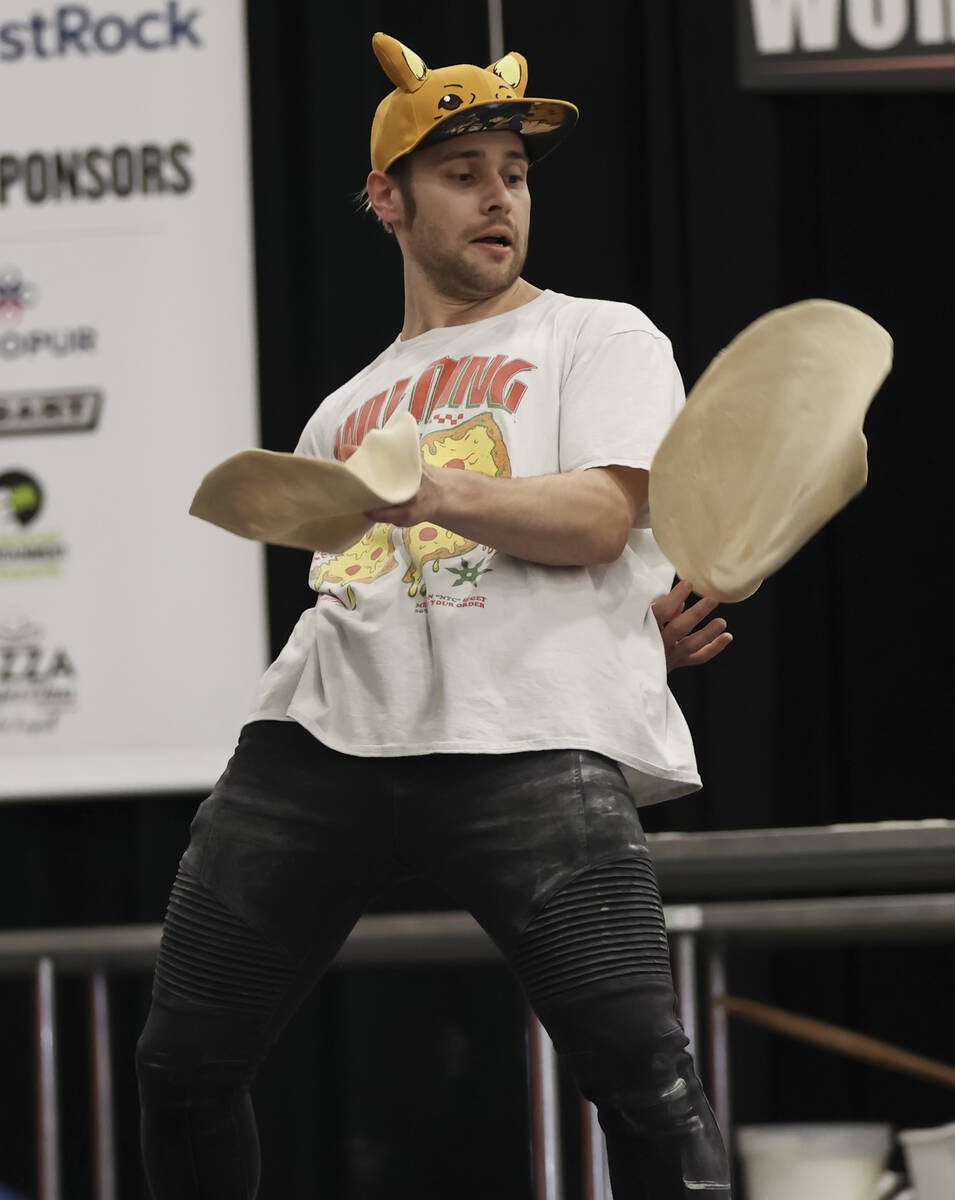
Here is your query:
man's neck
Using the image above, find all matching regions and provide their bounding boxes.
[399,274,542,341]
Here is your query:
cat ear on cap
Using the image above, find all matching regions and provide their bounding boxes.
[489,52,528,97]
[373,32,429,92]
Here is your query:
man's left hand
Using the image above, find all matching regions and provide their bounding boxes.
[653,579,733,672]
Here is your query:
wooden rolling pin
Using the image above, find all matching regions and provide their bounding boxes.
[717,994,955,1090]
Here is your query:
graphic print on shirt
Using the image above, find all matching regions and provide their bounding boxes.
[402,413,510,598]
[308,522,397,610]
[307,414,511,608]
[331,352,536,457]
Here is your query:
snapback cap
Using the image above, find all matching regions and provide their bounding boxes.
[370,32,578,173]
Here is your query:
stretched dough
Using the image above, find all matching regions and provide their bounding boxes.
[189,411,422,553]
[649,300,893,602]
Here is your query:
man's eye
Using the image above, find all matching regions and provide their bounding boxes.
[438,94,464,110]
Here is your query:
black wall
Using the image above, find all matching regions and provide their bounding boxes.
[0,2,952,1197]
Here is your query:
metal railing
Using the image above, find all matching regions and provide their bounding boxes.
[1,820,953,1200]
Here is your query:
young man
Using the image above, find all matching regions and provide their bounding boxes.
[136,34,732,1199]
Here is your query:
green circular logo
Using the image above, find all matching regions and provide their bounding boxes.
[0,470,44,526]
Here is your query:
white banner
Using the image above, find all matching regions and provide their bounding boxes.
[0,1,268,799]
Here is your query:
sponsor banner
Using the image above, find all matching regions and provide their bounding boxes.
[736,0,955,89]
[1,3,268,799]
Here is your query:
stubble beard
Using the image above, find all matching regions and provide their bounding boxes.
[410,224,528,301]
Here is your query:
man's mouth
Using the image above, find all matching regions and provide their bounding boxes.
[471,230,513,249]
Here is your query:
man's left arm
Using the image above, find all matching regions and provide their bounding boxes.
[653,579,733,669]
[362,461,646,567]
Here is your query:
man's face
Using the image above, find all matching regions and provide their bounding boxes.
[395,131,531,299]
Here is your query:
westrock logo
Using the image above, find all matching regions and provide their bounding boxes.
[0,4,202,63]
[0,468,68,579]
[0,266,98,362]
[0,618,77,735]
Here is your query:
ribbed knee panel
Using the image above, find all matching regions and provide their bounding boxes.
[513,855,672,1007]
[153,867,296,1015]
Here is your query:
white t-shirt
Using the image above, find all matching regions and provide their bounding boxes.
[249,289,700,805]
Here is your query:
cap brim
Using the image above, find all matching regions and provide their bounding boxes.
[415,98,578,164]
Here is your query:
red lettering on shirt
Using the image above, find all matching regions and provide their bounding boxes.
[409,360,444,422]
[488,358,535,413]
[425,357,471,420]
[455,355,507,409]
[335,408,359,458]
[332,354,536,450]
[355,391,387,443]
[383,378,412,424]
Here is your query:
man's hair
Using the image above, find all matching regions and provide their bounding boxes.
[356,154,415,237]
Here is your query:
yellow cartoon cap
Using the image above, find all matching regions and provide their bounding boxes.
[370,33,578,173]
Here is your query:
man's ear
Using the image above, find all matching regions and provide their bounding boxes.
[366,170,406,229]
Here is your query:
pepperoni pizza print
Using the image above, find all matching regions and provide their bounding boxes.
[402,414,510,597]
[308,523,397,610]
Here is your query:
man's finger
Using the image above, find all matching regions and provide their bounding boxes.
[663,595,720,640]
[672,617,728,658]
[683,631,733,666]
[652,578,693,624]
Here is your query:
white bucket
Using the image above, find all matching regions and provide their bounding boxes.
[897,1119,955,1200]
[736,1123,893,1200]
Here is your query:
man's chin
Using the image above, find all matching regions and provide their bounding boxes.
[447,255,526,299]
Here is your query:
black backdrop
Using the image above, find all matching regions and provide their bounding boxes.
[0,2,952,1197]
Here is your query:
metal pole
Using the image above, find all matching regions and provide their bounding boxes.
[35,956,61,1200]
[672,932,699,1061]
[581,1098,612,1200]
[90,971,117,1200]
[706,941,733,1145]
[487,0,505,61]
[525,1006,565,1200]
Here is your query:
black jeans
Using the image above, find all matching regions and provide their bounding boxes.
[136,720,730,1198]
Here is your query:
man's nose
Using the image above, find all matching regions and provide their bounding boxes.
[481,175,513,212]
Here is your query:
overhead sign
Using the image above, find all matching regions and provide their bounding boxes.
[737,0,955,89]
[0,2,269,800]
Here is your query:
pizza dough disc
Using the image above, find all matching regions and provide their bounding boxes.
[189,411,422,553]
[649,299,893,602]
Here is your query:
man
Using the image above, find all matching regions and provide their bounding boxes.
[136,33,732,1199]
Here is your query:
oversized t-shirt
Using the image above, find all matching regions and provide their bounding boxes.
[248,289,700,805]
